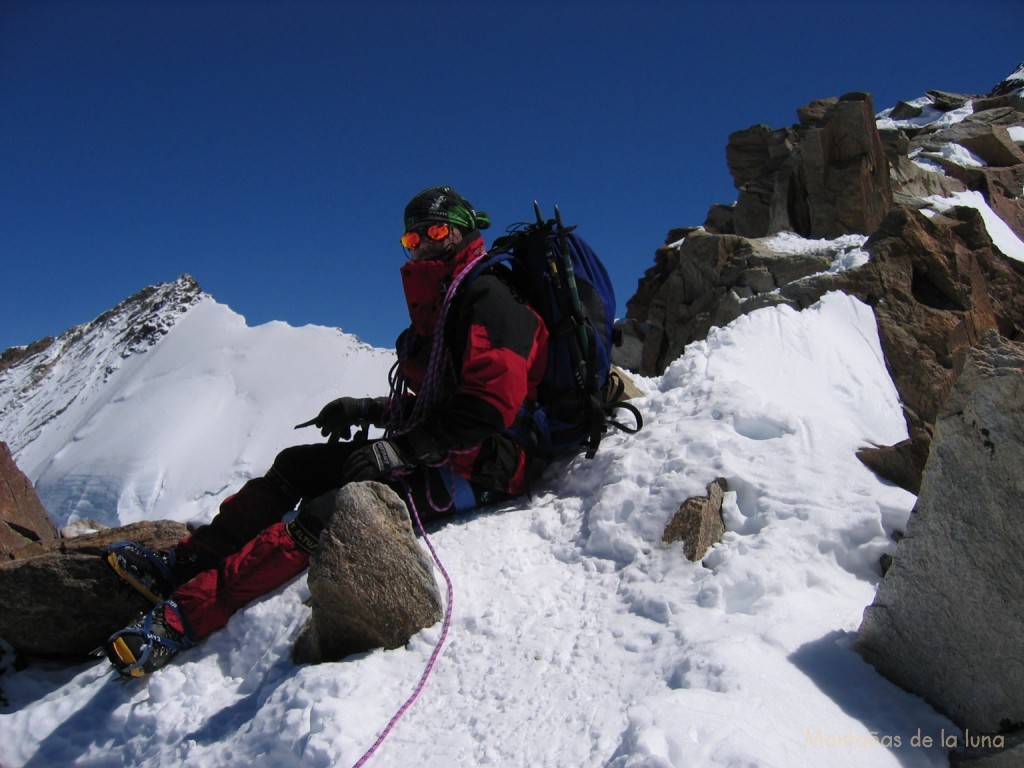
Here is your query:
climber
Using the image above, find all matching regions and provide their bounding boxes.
[104,186,551,677]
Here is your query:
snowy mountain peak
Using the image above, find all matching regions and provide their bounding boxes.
[88,273,203,357]
[0,274,394,528]
[0,274,204,456]
[989,60,1024,97]
[1,274,201,372]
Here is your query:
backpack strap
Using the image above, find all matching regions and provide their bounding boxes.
[605,400,644,435]
[598,367,644,440]
[464,251,512,285]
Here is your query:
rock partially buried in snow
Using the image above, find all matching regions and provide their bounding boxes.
[662,478,728,562]
[855,427,932,495]
[293,481,442,665]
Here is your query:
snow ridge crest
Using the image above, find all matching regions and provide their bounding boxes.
[0,274,204,454]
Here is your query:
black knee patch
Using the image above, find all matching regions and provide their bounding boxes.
[285,515,321,554]
[284,491,338,554]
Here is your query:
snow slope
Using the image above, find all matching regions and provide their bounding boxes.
[1,279,394,529]
[1,291,958,768]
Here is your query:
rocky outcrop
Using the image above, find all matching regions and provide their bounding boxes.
[619,70,1024,492]
[293,482,442,665]
[840,206,1024,434]
[806,204,1024,492]
[716,92,893,240]
[616,230,836,374]
[855,332,1024,753]
[0,442,58,558]
[662,479,728,562]
[863,74,1024,243]
[0,520,188,657]
[620,203,1024,410]
[623,208,1024,493]
[897,80,1024,244]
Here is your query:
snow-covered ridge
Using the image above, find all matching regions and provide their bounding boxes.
[875,95,974,133]
[0,274,395,528]
[1,287,953,768]
[869,61,1024,264]
[0,275,204,456]
[990,60,1024,97]
[875,60,1024,140]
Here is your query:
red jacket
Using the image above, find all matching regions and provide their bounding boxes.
[393,233,549,495]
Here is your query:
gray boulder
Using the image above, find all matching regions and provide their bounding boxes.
[293,482,442,664]
[855,332,1024,736]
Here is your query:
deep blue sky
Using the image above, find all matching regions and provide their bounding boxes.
[2,1,1021,352]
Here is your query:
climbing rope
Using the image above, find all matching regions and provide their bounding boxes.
[385,243,489,436]
[350,487,454,767]
[354,246,489,765]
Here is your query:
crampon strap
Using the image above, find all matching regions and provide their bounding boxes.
[108,599,195,677]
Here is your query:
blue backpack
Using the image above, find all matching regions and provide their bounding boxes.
[469,203,642,459]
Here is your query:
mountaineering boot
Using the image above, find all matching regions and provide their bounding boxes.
[106,541,191,604]
[106,600,195,679]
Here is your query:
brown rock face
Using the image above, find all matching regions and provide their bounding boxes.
[794,204,1024,491]
[0,520,189,657]
[720,93,893,240]
[956,125,1024,168]
[845,206,1024,434]
[0,442,58,558]
[937,160,1024,243]
[791,93,894,239]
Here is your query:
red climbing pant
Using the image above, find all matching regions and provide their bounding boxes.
[168,521,309,640]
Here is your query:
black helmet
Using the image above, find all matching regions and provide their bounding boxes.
[403,186,491,233]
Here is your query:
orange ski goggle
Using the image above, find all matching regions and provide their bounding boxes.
[401,223,450,250]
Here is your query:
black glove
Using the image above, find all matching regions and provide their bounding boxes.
[341,440,409,484]
[295,396,386,442]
